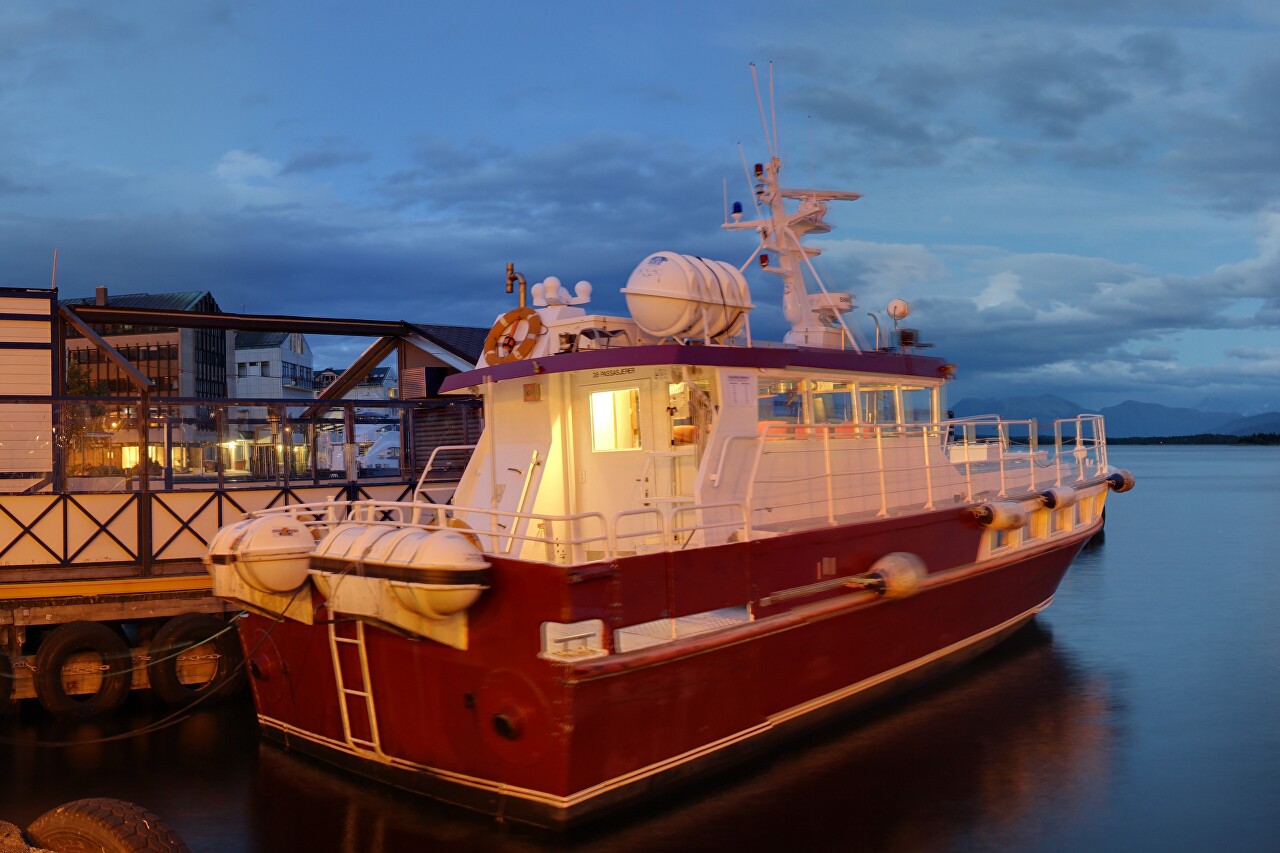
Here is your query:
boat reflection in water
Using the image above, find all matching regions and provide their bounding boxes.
[0,618,1116,850]
[242,622,1117,852]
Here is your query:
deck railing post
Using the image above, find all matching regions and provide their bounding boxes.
[875,426,888,517]
[822,427,835,525]
[996,420,1008,497]
[921,426,935,511]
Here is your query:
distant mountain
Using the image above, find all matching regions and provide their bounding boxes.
[1092,400,1242,438]
[948,396,1268,438]
[950,395,1091,423]
[1216,412,1280,436]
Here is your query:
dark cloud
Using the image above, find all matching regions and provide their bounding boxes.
[1,133,760,357]
[1119,30,1188,92]
[378,133,747,260]
[790,86,959,167]
[1165,57,1280,213]
[0,174,43,195]
[999,0,1216,23]
[1053,137,1146,168]
[977,38,1133,140]
[877,64,962,111]
[281,142,371,175]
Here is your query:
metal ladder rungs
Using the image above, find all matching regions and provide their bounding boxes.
[326,618,382,755]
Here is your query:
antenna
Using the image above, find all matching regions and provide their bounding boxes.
[737,143,764,221]
[749,63,774,158]
[768,61,779,158]
[50,248,59,290]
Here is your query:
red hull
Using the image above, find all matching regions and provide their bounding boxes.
[236,508,1096,828]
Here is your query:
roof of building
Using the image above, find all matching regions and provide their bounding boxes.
[234,331,290,350]
[405,323,488,364]
[61,291,218,312]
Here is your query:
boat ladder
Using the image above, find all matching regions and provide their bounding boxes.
[326,617,383,756]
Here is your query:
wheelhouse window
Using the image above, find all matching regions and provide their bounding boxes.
[860,386,898,425]
[759,378,803,423]
[811,381,856,423]
[901,386,934,424]
[590,388,641,451]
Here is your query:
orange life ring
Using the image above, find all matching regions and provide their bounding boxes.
[483,307,544,365]
[447,516,483,551]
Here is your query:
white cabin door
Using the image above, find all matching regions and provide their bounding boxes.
[571,374,657,527]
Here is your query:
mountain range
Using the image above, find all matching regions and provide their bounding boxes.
[950,395,1280,439]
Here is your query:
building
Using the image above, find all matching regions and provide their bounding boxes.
[61,288,233,399]
[234,331,314,400]
[59,288,234,478]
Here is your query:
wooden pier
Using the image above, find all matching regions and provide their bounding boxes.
[0,284,479,715]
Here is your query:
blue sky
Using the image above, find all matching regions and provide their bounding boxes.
[3,1,1278,412]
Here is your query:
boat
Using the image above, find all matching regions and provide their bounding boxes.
[204,78,1135,829]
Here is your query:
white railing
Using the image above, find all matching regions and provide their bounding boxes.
[413,444,476,500]
[248,414,1107,561]
[248,495,754,565]
[725,415,1108,531]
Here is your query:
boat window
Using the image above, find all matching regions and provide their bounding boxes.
[901,386,933,424]
[811,381,856,423]
[590,388,642,452]
[759,378,803,423]
[860,386,898,425]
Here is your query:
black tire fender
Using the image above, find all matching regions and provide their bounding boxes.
[0,653,12,708]
[147,613,246,705]
[26,797,190,853]
[33,621,131,718]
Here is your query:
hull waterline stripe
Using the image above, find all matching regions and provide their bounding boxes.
[256,595,1052,812]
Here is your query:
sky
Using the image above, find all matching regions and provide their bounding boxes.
[2,0,1279,413]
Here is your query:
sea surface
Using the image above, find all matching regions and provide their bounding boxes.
[2,446,1278,852]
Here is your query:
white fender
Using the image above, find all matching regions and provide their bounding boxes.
[974,501,1028,530]
[869,552,926,600]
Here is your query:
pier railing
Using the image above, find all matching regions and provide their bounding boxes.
[0,396,479,573]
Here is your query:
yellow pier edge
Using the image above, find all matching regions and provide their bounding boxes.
[0,574,214,601]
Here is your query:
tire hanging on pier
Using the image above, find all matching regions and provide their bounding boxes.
[0,653,12,708]
[33,621,132,718]
[147,613,246,705]
[26,798,190,853]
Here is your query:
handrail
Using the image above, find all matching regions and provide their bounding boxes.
[708,434,762,486]
[414,444,476,497]
[247,411,1109,562]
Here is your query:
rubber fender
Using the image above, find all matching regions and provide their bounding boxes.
[869,552,926,600]
[1039,486,1078,509]
[973,501,1028,530]
[1106,469,1136,493]
[147,613,247,706]
[33,621,131,718]
[0,653,11,707]
[27,798,190,853]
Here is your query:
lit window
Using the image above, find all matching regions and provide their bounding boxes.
[590,388,641,451]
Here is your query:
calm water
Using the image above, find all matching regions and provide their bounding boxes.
[3,446,1278,852]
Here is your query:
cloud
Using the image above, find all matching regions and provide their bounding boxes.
[1165,57,1280,212]
[974,36,1134,140]
[281,141,371,175]
[214,150,280,183]
[0,174,42,195]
